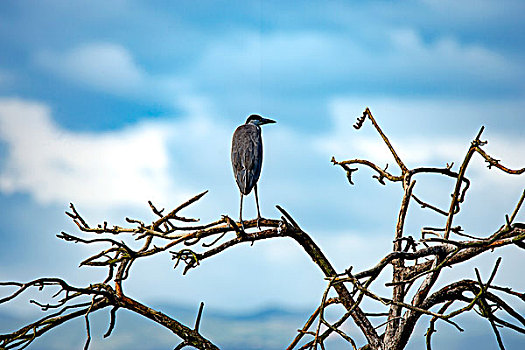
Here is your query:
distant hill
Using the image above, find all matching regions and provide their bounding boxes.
[1,303,523,349]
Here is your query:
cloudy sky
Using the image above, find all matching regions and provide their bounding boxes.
[0,0,524,348]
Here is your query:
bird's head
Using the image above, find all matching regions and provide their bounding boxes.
[245,114,276,126]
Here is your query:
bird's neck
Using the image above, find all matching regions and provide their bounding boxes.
[247,121,262,129]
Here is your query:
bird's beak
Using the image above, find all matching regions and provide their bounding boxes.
[261,117,276,125]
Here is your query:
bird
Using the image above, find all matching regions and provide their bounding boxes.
[231,114,276,230]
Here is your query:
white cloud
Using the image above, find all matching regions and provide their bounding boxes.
[259,238,304,265]
[34,43,187,106]
[0,95,243,214]
[190,28,521,95]
[387,28,515,83]
[37,29,518,111]
[0,98,181,207]
[36,43,145,94]
[317,231,393,274]
[30,31,523,125]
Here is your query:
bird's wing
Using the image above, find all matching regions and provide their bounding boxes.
[231,124,263,195]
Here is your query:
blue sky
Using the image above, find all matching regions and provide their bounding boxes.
[0,1,524,348]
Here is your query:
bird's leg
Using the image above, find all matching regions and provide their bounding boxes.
[239,193,245,232]
[254,184,262,231]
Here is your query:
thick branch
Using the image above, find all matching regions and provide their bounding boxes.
[115,294,218,350]
[276,206,382,349]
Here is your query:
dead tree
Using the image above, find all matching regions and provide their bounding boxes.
[1,108,524,350]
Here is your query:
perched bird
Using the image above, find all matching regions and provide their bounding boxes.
[231,114,276,230]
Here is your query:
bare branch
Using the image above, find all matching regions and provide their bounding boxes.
[509,189,525,224]
[475,146,525,175]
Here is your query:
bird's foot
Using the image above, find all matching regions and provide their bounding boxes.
[256,216,263,231]
[235,219,249,240]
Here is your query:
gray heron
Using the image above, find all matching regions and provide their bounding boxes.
[231,114,276,230]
